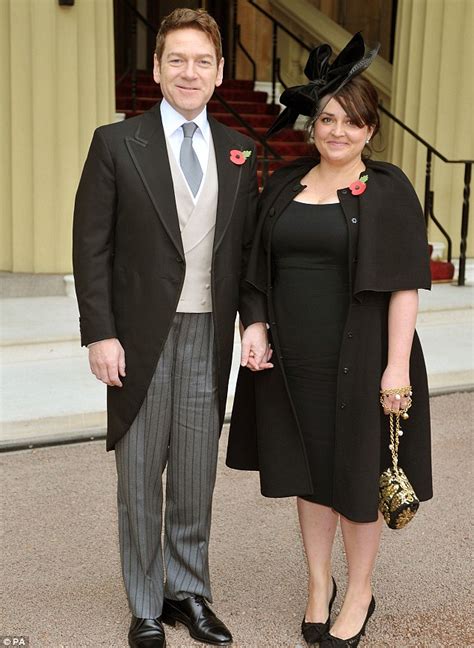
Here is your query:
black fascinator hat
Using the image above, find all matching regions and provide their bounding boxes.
[266,32,380,138]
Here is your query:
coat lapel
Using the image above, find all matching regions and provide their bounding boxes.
[125,103,184,256]
[209,116,244,251]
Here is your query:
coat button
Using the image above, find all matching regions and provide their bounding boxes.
[341,189,348,195]
[340,402,347,409]
[268,208,276,217]
[347,331,353,338]
[351,217,358,224]
[176,256,183,263]
[343,367,349,374]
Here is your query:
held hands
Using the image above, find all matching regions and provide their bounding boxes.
[88,338,126,387]
[240,322,273,372]
[380,366,411,415]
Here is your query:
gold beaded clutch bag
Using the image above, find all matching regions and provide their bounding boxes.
[379,389,419,530]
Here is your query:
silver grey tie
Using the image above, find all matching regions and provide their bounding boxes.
[180,122,203,197]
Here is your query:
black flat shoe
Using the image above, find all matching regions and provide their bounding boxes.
[301,577,338,645]
[128,616,166,648]
[320,596,375,647]
[161,595,232,646]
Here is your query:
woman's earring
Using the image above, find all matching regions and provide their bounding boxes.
[366,138,371,144]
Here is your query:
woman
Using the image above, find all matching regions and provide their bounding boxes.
[227,33,432,647]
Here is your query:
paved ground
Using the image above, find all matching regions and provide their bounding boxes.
[1,393,472,648]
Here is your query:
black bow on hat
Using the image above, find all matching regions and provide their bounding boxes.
[266,32,380,138]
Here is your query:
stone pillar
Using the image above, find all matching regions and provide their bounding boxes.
[390,0,473,258]
[0,0,115,274]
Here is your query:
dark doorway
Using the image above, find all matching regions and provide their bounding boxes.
[114,0,233,79]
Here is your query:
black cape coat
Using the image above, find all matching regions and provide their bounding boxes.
[73,103,265,450]
[226,158,433,522]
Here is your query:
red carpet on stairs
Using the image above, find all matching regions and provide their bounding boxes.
[116,74,312,171]
[116,73,452,283]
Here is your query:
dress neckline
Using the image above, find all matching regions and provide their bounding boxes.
[292,201,340,206]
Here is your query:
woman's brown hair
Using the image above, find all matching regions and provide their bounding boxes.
[155,8,223,63]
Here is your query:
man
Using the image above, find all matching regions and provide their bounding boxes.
[73,9,270,648]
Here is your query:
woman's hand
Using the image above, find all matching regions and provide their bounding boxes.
[381,290,418,414]
[240,322,274,372]
[380,366,411,414]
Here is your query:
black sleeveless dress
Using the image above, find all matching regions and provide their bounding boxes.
[271,201,350,506]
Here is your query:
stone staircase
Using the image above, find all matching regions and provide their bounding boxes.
[0,296,106,448]
[1,278,472,450]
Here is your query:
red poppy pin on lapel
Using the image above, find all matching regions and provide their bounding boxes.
[230,149,252,165]
[350,174,368,195]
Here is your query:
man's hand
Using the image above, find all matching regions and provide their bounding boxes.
[88,338,126,387]
[240,322,273,372]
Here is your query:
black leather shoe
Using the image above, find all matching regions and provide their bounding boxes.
[320,596,376,647]
[128,616,166,648]
[161,595,232,646]
[302,577,337,645]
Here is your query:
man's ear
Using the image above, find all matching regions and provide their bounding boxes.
[153,53,161,84]
[215,57,224,88]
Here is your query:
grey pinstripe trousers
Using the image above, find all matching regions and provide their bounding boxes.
[115,313,220,618]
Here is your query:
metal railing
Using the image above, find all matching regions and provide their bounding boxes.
[212,91,283,182]
[377,103,472,285]
[116,0,472,285]
[232,0,313,103]
[231,0,472,285]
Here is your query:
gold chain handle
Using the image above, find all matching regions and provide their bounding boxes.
[380,386,413,472]
[388,412,400,470]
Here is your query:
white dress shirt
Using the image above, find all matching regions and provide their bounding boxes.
[160,99,210,203]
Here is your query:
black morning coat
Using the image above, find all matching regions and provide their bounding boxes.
[73,103,265,451]
[226,158,434,523]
